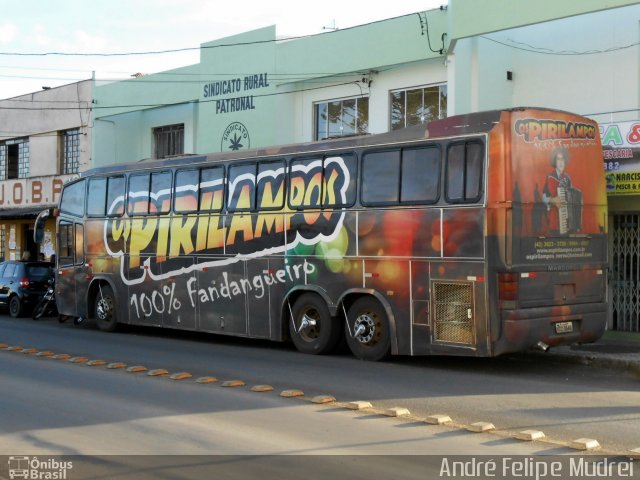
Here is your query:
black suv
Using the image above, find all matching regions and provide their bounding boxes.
[0,261,54,317]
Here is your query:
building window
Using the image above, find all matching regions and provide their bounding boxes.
[390,84,447,130]
[153,124,184,159]
[314,97,369,141]
[0,138,29,180]
[0,224,5,261]
[62,129,80,174]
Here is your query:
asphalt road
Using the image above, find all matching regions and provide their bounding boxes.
[1,314,639,457]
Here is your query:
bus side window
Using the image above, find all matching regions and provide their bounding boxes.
[106,176,125,216]
[87,178,107,217]
[401,146,440,204]
[446,141,484,203]
[58,221,74,266]
[361,150,400,205]
[75,224,84,265]
[289,157,323,209]
[127,173,151,215]
[227,163,256,211]
[174,169,199,213]
[465,143,484,200]
[200,166,224,211]
[150,171,172,214]
[324,153,357,208]
[59,180,86,218]
[257,160,285,210]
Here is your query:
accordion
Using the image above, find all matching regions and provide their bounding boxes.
[557,186,582,234]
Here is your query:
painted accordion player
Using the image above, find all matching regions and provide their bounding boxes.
[557,184,583,234]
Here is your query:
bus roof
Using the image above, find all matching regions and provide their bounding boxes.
[82,107,576,177]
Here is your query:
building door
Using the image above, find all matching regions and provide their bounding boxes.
[23,224,37,260]
[610,214,640,332]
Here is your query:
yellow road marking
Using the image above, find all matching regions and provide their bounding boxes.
[195,376,218,384]
[221,380,245,387]
[280,389,304,398]
[126,365,148,373]
[107,362,127,369]
[311,395,335,404]
[68,357,88,364]
[251,385,274,392]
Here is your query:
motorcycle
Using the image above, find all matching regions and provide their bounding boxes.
[32,278,57,320]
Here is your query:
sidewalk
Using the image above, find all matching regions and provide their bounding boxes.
[536,330,640,375]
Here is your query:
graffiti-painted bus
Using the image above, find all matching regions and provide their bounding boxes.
[37,107,608,360]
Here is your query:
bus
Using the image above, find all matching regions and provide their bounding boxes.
[35,107,608,361]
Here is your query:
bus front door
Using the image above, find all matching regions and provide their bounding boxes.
[56,221,87,318]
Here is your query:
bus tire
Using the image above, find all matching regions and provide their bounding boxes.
[289,293,341,355]
[345,297,391,361]
[95,285,119,332]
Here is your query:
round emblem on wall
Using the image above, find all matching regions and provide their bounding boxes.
[221,122,250,151]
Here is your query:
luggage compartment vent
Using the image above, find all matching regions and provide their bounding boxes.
[432,282,474,344]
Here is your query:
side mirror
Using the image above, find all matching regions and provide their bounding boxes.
[34,209,52,244]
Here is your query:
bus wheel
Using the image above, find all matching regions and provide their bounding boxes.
[95,285,119,332]
[289,293,341,355]
[345,297,391,361]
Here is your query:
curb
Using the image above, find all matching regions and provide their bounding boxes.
[530,349,640,375]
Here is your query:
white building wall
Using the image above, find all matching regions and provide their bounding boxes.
[93,103,197,167]
[451,5,640,122]
[0,81,93,175]
[294,59,448,142]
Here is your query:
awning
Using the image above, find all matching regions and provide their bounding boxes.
[0,206,52,219]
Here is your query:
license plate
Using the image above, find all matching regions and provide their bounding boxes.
[555,321,573,334]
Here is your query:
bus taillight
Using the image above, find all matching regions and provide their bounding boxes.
[498,273,518,306]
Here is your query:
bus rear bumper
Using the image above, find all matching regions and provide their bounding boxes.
[495,303,607,356]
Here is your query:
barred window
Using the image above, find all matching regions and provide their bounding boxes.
[0,225,5,261]
[62,129,80,174]
[153,124,184,159]
[0,138,29,180]
[314,97,369,141]
[390,84,447,130]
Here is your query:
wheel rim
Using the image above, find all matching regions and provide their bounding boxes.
[297,307,321,342]
[97,295,113,322]
[353,311,382,345]
[10,298,19,316]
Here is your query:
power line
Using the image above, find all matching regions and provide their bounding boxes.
[0,80,363,112]
[481,35,640,55]
[0,11,425,58]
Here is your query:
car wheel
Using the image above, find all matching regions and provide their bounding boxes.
[9,296,23,318]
